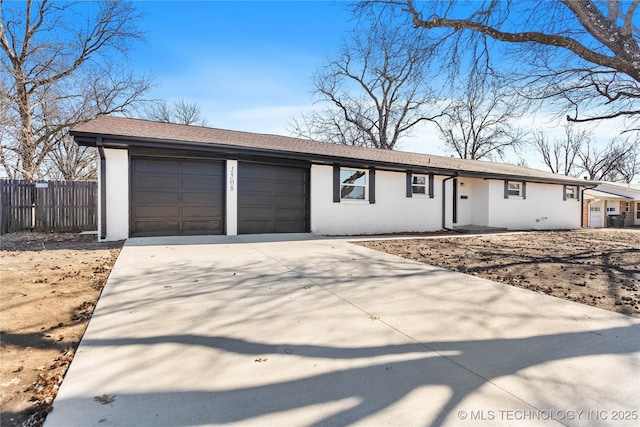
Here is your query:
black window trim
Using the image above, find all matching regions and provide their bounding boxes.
[406,172,434,198]
[504,180,526,199]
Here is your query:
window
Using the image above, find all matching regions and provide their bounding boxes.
[637,203,640,219]
[340,169,366,200]
[562,184,580,201]
[622,201,630,212]
[507,182,522,197]
[606,207,616,212]
[406,172,434,198]
[504,180,526,199]
[565,186,576,199]
[412,175,427,195]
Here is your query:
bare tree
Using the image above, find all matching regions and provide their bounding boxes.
[0,79,16,177]
[0,0,151,180]
[613,142,639,182]
[530,123,639,181]
[145,99,208,126]
[289,110,371,146]
[290,18,440,149]
[577,137,638,180]
[47,135,97,181]
[432,76,527,160]
[378,0,640,131]
[530,123,586,176]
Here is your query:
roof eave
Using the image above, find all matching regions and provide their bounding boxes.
[71,132,596,187]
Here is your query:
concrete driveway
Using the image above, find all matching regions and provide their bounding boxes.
[45,234,639,427]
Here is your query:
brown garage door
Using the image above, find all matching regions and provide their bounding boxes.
[131,158,225,237]
[238,163,309,234]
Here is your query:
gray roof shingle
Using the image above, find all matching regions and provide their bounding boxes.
[72,115,593,185]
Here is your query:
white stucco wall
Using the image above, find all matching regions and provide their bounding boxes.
[100,154,581,238]
[456,178,489,226]
[310,165,443,235]
[310,168,580,233]
[486,180,581,230]
[101,148,129,241]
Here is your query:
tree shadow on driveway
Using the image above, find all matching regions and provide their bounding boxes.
[59,323,640,427]
[45,237,640,426]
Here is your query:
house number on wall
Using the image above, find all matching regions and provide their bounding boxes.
[229,166,235,192]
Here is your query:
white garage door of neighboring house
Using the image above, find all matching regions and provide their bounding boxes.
[589,206,602,228]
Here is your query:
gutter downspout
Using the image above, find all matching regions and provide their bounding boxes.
[96,137,107,240]
[581,184,598,228]
[442,175,457,231]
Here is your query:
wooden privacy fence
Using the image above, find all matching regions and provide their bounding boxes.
[0,180,97,234]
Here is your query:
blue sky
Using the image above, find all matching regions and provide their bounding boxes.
[131,1,356,134]
[127,0,624,167]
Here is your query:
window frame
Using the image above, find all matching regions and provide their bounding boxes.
[339,168,368,202]
[507,181,523,198]
[503,180,527,199]
[406,172,434,198]
[565,186,576,200]
[563,184,580,201]
[411,174,428,196]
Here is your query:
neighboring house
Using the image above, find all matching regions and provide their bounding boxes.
[583,182,640,228]
[71,116,593,241]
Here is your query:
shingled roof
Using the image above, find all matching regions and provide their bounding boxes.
[72,115,592,185]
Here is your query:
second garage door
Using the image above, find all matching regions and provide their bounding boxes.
[238,163,309,234]
[131,158,225,237]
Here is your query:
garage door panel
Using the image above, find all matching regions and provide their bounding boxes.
[239,220,273,234]
[134,159,181,174]
[275,207,306,218]
[238,163,308,234]
[271,168,302,179]
[135,206,180,219]
[181,162,221,176]
[182,191,223,205]
[134,191,180,204]
[182,220,223,233]
[131,158,224,237]
[238,194,273,207]
[134,221,179,235]
[274,182,305,193]
[274,195,305,207]
[241,207,274,219]
[274,220,306,233]
[136,175,180,189]
[239,180,270,193]
[182,176,222,190]
[182,206,223,218]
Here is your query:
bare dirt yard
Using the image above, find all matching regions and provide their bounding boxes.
[358,229,640,318]
[1,233,123,427]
